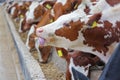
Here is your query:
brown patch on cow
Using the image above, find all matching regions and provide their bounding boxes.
[82,20,120,55]
[53,0,82,20]
[87,13,102,26]
[39,46,52,63]
[21,18,31,32]
[63,0,82,13]
[106,0,120,6]
[84,6,90,14]
[53,3,64,20]
[37,10,54,27]
[34,5,46,19]
[70,0,82,10]
[29,33,36,50]
[55,20,83,41]
[71,51,100,67]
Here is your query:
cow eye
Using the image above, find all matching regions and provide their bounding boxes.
[48,33,54,37]
[63,23,70,27]
[78,56,85,60]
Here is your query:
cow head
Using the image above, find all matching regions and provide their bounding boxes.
[36,9,86,47]
[17,2,32,19]
[26,25,37,50]
[7,2,17,14]
[20,17,33,32]
[25,1,47,24]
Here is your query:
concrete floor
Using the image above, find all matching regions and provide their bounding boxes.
[0,6,24,80]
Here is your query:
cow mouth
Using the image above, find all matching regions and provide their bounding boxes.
[38,37,46,46]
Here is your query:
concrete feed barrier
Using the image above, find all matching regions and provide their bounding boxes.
[4,10,46,80]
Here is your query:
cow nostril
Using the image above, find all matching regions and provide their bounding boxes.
[27,19,32,23]
[36,28,43,37]
[38,28,43,33]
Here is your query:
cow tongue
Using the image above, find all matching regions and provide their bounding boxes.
[38,37,45,46]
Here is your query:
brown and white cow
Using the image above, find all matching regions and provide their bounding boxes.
[19,0,56,32]
[7,1,31,22]
[25,0,83,62]
[25,1,55,62]
[36,0,120,63]
[25,0,84,49]
[25,10,54,62]
[56,48,101,80]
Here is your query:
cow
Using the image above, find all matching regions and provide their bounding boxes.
[24,2,55,62]
[36,0,120,63]
[56,48,102,80]
[7,1,31,23]
[25,0,83,62]
[19,0,56,32]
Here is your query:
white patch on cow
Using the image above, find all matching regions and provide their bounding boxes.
[56,0,67,6]
[79,0,94,9]
[10,7,16,15]
[100,4,120,27]
[19,18,24,32]
[104,31,112,39]
[90,0,111,14]
[26,24,35,50]
[35,37,43,62]
[18,2,23,6]
[69,58,91,80]
[51,9,55,17]
[26,2,40,22]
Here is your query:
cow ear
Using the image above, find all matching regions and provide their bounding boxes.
[87,13,102,26]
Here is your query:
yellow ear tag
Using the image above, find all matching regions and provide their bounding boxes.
[20,15,24,18]
[50,19,53,23]
[57,50,63,57]
[92,21,97,28]
[46,4,52,9]
[74,4,78,9]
